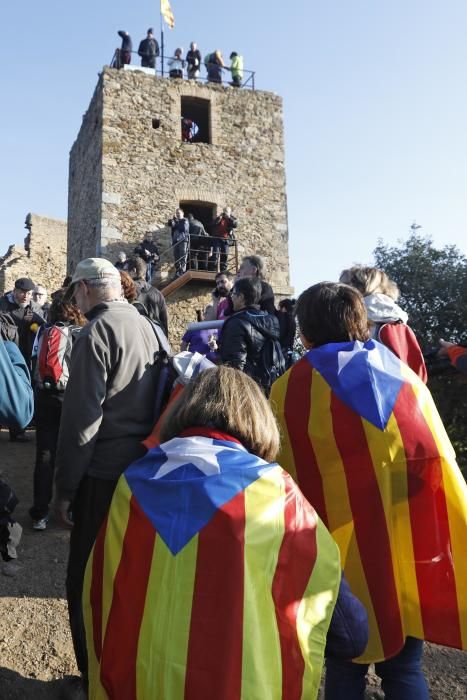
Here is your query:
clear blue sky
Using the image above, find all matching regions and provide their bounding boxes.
[1,1,466,294]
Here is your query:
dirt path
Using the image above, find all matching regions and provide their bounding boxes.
[0,428,465,699]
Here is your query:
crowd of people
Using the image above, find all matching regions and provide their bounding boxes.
[114,29,244,87]
[0,255,466,700]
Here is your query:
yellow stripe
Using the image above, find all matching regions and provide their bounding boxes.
[136,533,198,697]
[298,518,341,700]
[241,469,284,700]
[309,372,383,662]
[85,479,132,700]
[270,371,299,483]
[83,549,106,700]
[410,376,467,648]
[101,478,132,639]
[362,413,424,640]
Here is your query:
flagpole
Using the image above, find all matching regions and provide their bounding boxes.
[160,6,165,77]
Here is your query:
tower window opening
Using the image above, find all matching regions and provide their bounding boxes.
[181,97,210,144]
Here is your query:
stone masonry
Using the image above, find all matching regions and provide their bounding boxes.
[0,213,67,296]
[68,66,292,344]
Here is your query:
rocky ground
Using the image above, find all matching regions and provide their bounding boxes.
[0,428,465,699]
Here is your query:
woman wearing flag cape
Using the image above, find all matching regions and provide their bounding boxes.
[270,282,467,700]
[83,366,367,699]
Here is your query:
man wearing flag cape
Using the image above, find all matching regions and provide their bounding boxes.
[270,282,467,699]
[83,367,369,699]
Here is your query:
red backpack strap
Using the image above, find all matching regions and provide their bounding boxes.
[378,322,427,383]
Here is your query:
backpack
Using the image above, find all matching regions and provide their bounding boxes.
[255,333,286,396]
[33,324,80,391]
[141,317,177,421]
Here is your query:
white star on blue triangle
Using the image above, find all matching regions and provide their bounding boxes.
[125,436,275,554]
[307,339,405,429]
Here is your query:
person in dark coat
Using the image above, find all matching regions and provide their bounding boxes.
[134,233,159,282]
[0,278,43,441]
[0,278,45,368]
[138,28,159,69]
[219,277,281,392]
[118,30,132,65]
[187,213,209,270]
[168,208,189,276]
[126,257,169,336]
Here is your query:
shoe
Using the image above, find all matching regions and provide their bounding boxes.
[32,516,48,531]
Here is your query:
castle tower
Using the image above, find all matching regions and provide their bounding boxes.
[68,67,292,342]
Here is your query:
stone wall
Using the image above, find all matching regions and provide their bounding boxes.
[67,81,103,271]
[68,67,293,343]
[0,213,67,296]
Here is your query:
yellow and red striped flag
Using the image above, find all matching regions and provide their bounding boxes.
[83,428,341,699]
[270,339,467,663]
[160,0,175,29]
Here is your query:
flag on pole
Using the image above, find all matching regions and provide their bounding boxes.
[83,429,341,699]
[160,0,175,28]
[270,339,467,663]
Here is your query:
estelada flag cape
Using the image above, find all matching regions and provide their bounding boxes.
[83,429,341,700]
[270,339,467,663]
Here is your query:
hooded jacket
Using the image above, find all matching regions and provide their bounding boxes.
[219,306,280,382]
[364,293,427,382]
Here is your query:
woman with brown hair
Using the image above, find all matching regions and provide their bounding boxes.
[271,281,467,699]
[83,366,348,700]
[29,294,86,530]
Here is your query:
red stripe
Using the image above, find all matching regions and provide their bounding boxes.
[283,358,328,524]
[185,490,245,699]
[331,392,404,658]
[392,383,462,647]
[89,515,108,661]
[272,472,318,700]
[99,497,156,699]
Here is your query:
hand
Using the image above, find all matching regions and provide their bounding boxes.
[54,498,74,529]
[438,339,456,357]
[208,335,218,351]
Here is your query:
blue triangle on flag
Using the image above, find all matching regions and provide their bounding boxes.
[125,439,274,554]
[307,340,405,430]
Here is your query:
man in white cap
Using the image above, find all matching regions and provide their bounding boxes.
[54,258,160,692]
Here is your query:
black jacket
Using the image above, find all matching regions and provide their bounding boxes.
[138,37,159,58]
[219,306,280,381]
[133,280,168,336]
[0,295,44,364]
[186,49,202,70]
[118,31,132,53]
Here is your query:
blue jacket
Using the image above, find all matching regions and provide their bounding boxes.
[326,574,369,659]
[0,340,34,429]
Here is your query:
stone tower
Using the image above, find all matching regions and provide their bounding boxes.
[68,67,292,342]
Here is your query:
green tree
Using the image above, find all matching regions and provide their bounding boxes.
[373,233,467,349]
[373,233,467,476]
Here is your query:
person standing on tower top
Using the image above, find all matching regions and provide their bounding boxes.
[229,51,244,87]
[186,42,202,79]
[117,30,132,65]
[138,28,160,69]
